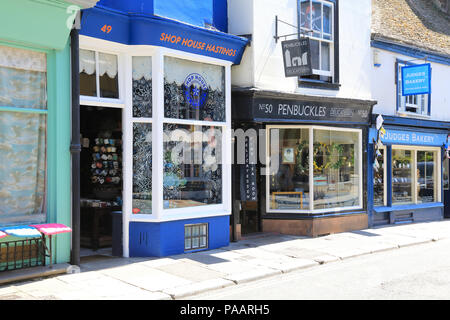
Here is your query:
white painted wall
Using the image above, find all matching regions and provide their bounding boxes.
[371,47,450,122]
[228,0,373,101]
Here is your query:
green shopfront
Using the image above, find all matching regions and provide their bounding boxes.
[0,0,97,271]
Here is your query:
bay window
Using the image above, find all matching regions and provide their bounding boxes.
[268,126,362,213]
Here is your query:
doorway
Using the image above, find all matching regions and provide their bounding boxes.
[79,106,123,258]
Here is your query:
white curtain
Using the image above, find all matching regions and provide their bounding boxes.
[99,52,118,78]
[0,45,46,72]
[79,49,96,75]
[132,56,152,80]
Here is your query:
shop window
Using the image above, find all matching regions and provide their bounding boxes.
[298,0,337,86]
[373,147,386,206]
[267,126,361,213]
[80,49,119,99]
[0,45,47,226]
[131,56,153,215]
[163,56,226,211]
[313,129,360,209]
[163,124,222,209]
[184,223,208,251]
[392,149,413,205]
[164,56,225,122]
[269,128,310,210]
[132,123,152,214]
[390,147,440,205]
[417,150,437,203]
[397,61,429,116]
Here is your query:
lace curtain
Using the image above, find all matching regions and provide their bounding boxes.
[0,45,47,226]
[79,49,118,78]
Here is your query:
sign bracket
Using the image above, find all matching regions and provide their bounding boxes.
[274,15,312,43]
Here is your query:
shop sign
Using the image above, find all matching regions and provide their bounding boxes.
[401,63,431,96]
[240,136,258,201]
[281,38,312,77]
[369,128,447,147]
[184,73,209,108]
[252,98,370,124]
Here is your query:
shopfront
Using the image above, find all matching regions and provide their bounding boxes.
[78,2,248,257]
[232,89,375,237]
[369,115,449,226]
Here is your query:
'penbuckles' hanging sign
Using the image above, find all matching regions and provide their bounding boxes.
[401,63,431,96]
[281,38,312,77]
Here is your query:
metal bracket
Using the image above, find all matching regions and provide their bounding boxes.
[274,15,312,43]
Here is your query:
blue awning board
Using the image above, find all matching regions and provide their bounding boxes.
[369,127,447,147]
[80,6,248,64]
[1,226,42,238]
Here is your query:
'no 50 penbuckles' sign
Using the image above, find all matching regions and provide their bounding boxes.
[281,38,312,77]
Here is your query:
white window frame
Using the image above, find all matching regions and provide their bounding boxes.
[265,125,363,214]
[298,0,335,77]
[80,39,126,108]
[397,62,429,117]
[391,145,441,205]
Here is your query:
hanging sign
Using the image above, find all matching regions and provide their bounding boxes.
[240,136,258,201]
[401,63,431,96]
[281,38,312,77]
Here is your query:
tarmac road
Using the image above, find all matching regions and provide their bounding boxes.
[188,238,450,300]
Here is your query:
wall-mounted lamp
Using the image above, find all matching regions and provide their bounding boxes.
[373,49,381,67]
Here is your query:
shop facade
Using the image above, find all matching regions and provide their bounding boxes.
[369,116,449,226]
[0,0,97,270]
[232,90,375,237]
[78,1,248,257]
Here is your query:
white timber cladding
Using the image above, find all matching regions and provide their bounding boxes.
[228,0,372,100]
[371,47,450,122]
[79,36,233,257]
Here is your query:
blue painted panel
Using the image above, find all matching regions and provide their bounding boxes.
[80,7,248,64]
[129,215,230,257]
[401,63,431,96]
[154,0,213,30]
[213,0,228,33]
[96,0,154,14]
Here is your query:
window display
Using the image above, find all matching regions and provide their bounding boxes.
[373,148,385,206]
[392,149,413,205]
[163,124,222,209]
[417,150,436,203]
[269,128,310,210]
[132,123,152,214]
[268,126,361,213]
[313,129,360,209]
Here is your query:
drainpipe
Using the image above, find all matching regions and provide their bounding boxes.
[70,13,81,266]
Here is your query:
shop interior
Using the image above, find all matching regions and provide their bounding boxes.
[79,106,123,258]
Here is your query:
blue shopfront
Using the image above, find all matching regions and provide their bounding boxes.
[368,115,449,226]
[78,0,248,257]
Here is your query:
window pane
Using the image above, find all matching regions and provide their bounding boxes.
[417,151,436,203]
[164,56,225,122]
[392,149,413,205]
[163,124,222,209]
[323,4,332,37]
[80,49,96,97]
[0,66,47,110]
[132,56,152,118]
[373,148,385,206]
[99,53,119,99]
[132,123,152,214]
[444,158,449,191]
[313,130,360,209]
[312,1,322,35]
[269,128,310,210]
[0,112,47,226]
[310,39,320,70]
[321,42,330,71]
[300,0,311,29]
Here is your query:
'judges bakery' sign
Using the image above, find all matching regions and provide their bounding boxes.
[251,98,371,124]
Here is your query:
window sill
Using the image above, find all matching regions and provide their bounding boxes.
[374,202,443,213]
[298,80,341,91]
[396,111,430,119]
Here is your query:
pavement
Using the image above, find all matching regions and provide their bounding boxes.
[0,219,450,300]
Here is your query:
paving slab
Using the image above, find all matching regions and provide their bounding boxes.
[225,267,282,284]
[163,278,235,299]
